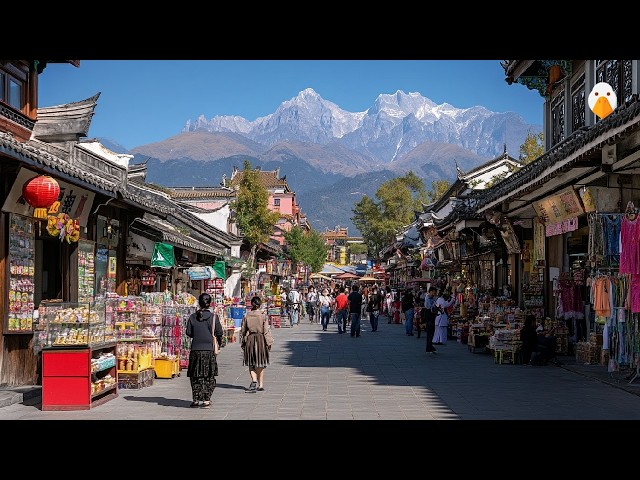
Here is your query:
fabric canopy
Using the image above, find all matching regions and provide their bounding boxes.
[212,260,227,280]
[151,242,175,268]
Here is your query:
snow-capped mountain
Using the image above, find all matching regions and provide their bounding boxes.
[182,88,538,162]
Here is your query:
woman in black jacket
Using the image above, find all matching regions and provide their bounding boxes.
[185,293,223,408]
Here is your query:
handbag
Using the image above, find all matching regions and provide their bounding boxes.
[213,334,220,356]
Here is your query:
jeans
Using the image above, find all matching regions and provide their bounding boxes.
[335,309,348,333]
[320,306,331,330]
[350,312,361,337]
[369,310,379,332]
[404,308,415,335]
[290,307,300,325]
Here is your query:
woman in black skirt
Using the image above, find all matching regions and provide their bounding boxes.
[240,296,274,392]
[185,293,223,408]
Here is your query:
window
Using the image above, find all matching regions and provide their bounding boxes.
[551,91,565,147]
[596,60,633,109]
[0,66,25,111]
[273,198,280,206]
[571,73,586,131]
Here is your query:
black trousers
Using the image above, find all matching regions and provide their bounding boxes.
[425,320,436,352]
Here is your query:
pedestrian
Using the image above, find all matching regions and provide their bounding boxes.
[306,285,319,323]
[416,286,426,338]
[432,288,456,345]
[367,285,383,332]
[318,288,334,331]
[385,286,394,321]
[240,295,274,392]
[287,286,302,326]
[185,292,223,408]
[348,283,364,337]
[423,286,438,353]
[401,288,415,336]
[334,286,349,334]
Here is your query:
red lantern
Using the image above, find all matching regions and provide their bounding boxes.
[22,175,60,219]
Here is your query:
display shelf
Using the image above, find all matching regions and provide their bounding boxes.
[6,213,36,333]
[42,342,118,410]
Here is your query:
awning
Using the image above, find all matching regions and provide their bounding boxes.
[151,242,175,268]
[130,215,224,257]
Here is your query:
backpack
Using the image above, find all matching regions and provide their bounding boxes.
[287,290,297,305]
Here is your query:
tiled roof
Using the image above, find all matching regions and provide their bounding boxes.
[229,168,291,192]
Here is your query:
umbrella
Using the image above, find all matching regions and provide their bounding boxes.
[310,273,333,281]
[334,272,360,280]
[359,276,378,282]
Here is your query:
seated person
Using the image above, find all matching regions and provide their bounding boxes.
[533,325,560,366]
[520,315,539,364]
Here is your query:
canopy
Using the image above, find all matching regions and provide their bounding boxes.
[359,276,378,282]
[310,273,333,281]
[335,272,360,280]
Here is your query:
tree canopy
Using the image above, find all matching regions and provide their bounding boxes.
[230,159,281,269]
[283,226,328,273]
[352,171,428,256]
[519,129,545,165]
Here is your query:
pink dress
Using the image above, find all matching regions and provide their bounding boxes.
[620,216,640,274]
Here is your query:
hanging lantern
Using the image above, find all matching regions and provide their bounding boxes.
[22,175,60,219]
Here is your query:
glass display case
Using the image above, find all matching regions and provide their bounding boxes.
[40,301,113,348]
[7,213,36,333]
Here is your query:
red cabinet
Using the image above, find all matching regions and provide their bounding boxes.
[41,343,118,411]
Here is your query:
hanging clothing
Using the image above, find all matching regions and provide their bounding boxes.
[620,215,640,274]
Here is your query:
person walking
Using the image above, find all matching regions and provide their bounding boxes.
[367,285,383,332]
[318,288,334,331]
[423,286,438,353]
[185,293,223,408]
[306,286,319,323]
[287,286,302,326]
[385,286,394,319]
[240,295,274,392]
[401,288,416,336]
[348,283,364,337]
[432,288,456,345]
[334,286,349,334]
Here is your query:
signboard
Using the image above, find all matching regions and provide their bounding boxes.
[2,167,96,226]
[533,187,584,225]
[187,266,211,280]
[151,242,175,268]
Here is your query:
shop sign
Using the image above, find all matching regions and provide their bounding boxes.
[187,266,212,280]
[533,187,584,225]
[2,167,95,226]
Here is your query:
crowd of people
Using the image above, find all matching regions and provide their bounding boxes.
[190,281,562,408]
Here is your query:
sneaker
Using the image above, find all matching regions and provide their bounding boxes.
[246,381,257,393]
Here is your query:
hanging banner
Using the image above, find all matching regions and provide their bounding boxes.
[151,242,175,268]
[533,187,584,225]
[2,167,95,226]
[212,260,227,280]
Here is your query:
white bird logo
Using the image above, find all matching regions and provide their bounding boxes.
[588,82,617,120]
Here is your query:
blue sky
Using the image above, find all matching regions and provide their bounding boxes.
[38,60,544,151]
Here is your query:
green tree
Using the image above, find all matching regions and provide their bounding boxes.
[352,171,428,256]
[427,179,451,203]
[519,129,545,164]
[230,159,281,271]
[348,243,368,256]
[283,226,328,273]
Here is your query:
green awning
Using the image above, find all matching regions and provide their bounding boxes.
[151,242,175,268]
[212,260,226,280]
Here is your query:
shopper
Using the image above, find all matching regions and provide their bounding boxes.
[318,288,334,331]
[240,295,274,392]
[423,286,438,353]
[287,286,302,326]
[367,285,383,332]
[348,283,364,337]
[306,285,319,323]
[334,286,349,334]
[185,292,223,408]
[432,288,456,345]
[401,288,416,336]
